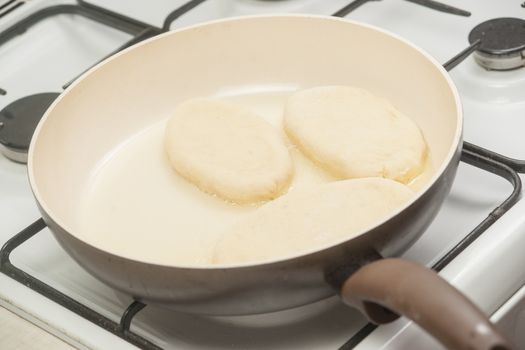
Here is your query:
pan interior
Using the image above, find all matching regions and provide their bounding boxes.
[28,16,461,267]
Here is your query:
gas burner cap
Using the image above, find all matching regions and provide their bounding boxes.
[0,93,59,163]
[468,18,525,70]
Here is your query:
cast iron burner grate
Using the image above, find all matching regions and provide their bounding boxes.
[332,0,471,18]
[0,142,521,350]
[0,0,25,20]
[0,1,523,349]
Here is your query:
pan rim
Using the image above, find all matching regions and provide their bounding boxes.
[27,14,463,270]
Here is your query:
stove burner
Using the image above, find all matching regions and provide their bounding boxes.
[468,18,525,70]
[0,93,59,163]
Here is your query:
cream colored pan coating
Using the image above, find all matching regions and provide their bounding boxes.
[284,86,427,183]
[165,98,293,204]
[213,177,413,264]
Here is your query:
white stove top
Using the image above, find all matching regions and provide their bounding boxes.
[1,1,525,349]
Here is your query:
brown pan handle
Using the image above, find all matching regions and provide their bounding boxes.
[341,258,513,350]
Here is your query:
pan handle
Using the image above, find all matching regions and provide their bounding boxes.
[340,258,513,350]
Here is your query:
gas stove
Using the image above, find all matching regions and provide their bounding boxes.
[1,1,525,349]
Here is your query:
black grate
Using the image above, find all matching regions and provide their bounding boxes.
[333,0,471,18]
[0,219,161,350]
[0,144,521,350]
[0,0,24,20]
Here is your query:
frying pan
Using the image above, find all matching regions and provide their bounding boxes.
[27,15,512,349]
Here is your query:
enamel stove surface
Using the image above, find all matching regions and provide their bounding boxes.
[1,1,525,349]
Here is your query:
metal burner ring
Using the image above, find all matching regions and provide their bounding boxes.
[468,17,525,70]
